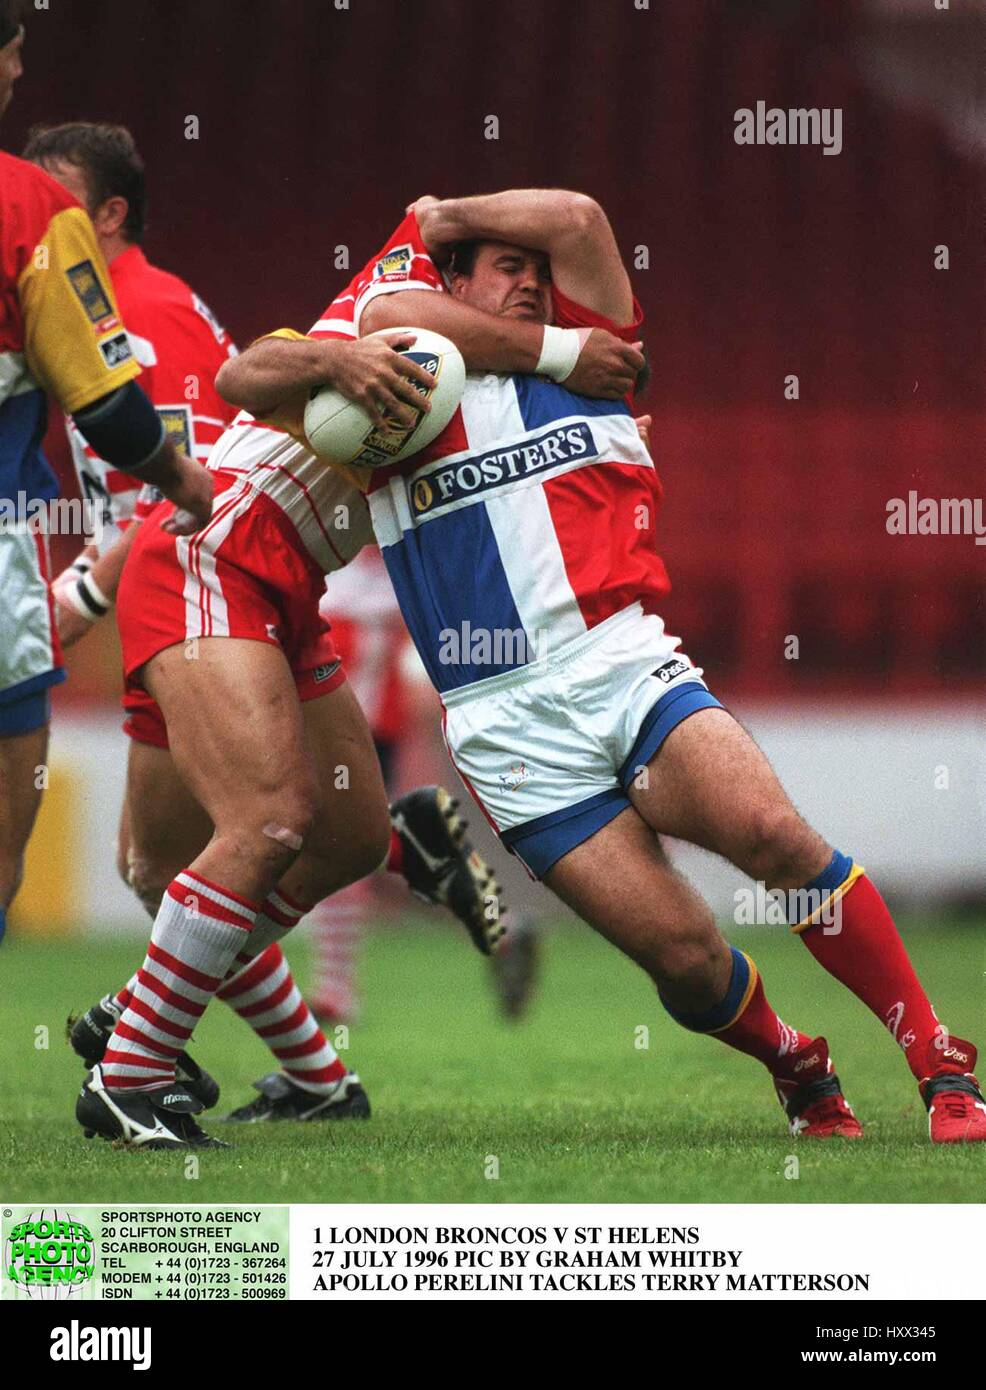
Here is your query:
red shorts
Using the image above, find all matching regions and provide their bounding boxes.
[118,470,345,748]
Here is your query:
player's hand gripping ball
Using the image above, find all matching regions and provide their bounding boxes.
[305,327,465,470]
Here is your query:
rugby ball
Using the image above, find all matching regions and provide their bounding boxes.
[304,327,465,470]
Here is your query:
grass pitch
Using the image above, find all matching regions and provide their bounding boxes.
[1,917,983,1205]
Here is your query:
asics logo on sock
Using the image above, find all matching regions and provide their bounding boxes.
[943,1046,970,1065]
[794,1052,821,1072]
[886,1001,916,1049]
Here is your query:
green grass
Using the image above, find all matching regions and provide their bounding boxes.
[1,918,983,1204]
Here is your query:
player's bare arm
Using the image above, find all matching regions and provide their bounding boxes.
[69,388,212,536]
[215,330,437,429]
[52,523,140,648]
[412,188,635,324]
[361,289,642,400]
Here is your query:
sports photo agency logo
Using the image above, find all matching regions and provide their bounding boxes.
[4,1208,96,1299]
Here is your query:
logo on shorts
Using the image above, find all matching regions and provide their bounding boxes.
[98,332,133,369]
[653,657,690,684]
[498,762,531,792]
[313,660,341,684]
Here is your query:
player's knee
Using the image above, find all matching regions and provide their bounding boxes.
[251,785,319,866]
[737,800,810,885]
[353,811,392,884]
[311,808,391,898]
[651,925,722,993]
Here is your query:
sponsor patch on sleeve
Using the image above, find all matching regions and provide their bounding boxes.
[156,405,192,454]
[97,331,134,369]
[373,243,413,281]
[66,259,115,324]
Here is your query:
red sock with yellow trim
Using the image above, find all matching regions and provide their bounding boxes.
[794,851,942,1080]
[661,947,814,1080]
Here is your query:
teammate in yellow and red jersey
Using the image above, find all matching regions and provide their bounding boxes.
[24,122,240,749]
[0,4,210,948]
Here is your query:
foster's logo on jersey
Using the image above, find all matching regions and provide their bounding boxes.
[409,421,597,518]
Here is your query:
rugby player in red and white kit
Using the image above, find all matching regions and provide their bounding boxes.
[219,189,986,1144]
[73,197,638,1146]
[23,123,509,1135]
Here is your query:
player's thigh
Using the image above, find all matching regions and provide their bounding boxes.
[142,637,317,838]
[630,707,827,887]
[544,805,729,991]
[0,724,49,892]
[123,738,214,888]
[300,681,391,881]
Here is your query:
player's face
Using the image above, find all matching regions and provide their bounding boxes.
[0,27,24,119]
[451,242,551,323]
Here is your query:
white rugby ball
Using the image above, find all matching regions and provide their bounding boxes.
[304,327,465,470]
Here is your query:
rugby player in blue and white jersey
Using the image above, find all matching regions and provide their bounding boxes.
[221,189,986,1142]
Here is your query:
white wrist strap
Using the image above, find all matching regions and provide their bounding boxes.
[536,325,585,383]
[60,572,112,622]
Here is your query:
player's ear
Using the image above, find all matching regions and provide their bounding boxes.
[96,194,129,239]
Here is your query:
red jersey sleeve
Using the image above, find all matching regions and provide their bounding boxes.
[351,212,445,332]
[551,283,643,340]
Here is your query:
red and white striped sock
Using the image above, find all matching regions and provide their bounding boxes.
[308,882,366,1021]
[216,942,347,1093]
[102,870,258,1093]
[111,888,308,1015]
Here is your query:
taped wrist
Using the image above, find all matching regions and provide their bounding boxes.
[536,325,589,383]
[72,381,167,475]
[59,571,112,623]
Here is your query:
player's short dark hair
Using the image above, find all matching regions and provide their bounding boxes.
[0,0,25,48]
[448,240,480,278]
[449,235,649,394]
[23,122,147,242]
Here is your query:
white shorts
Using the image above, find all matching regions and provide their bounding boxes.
[0,528,64,733]
[441,602,722,878]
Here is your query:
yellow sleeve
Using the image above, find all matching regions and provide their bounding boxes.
[253,328,374,493]
[17,205,140,415]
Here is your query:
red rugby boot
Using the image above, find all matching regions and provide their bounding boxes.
[919,1036,986,1143]
[773,1036,863,1139]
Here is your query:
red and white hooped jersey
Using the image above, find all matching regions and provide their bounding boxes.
[66,244,238,551]
[202,210,668,671]
[201,212,440,575]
